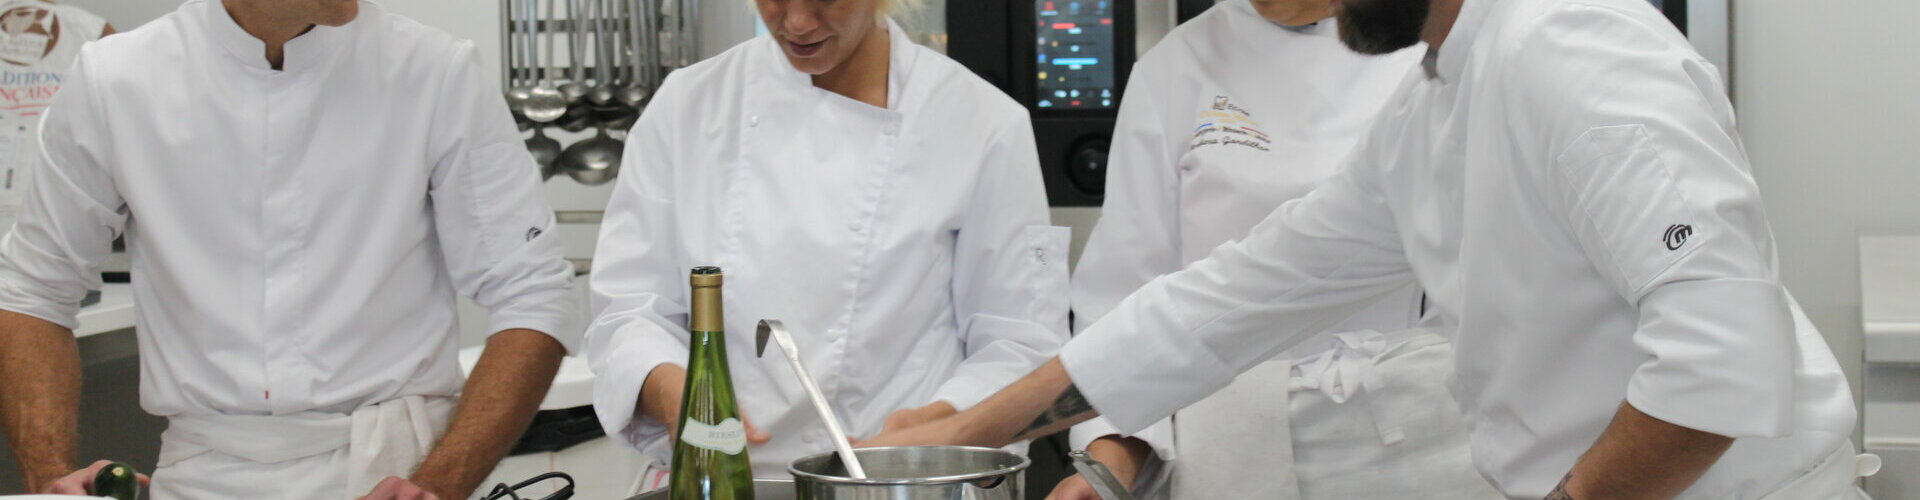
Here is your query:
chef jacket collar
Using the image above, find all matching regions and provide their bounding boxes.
[1428,0,1494,83]
[1225,0,1323,34]
[203,0,351,73]
[769,17,919,111]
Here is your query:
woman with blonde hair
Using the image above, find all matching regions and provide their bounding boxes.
[586,0,1069,491]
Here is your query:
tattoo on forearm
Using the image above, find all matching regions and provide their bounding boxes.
[1019,384,1093,438]
[1544,473,1575,500]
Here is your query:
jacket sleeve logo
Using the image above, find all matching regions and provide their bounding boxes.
[1663,224,1692,251]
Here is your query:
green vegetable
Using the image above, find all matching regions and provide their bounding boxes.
[91,461,139,500]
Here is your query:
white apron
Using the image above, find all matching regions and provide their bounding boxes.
[1753,440,1878,500]
[149,395,454,500]
[1171,330,1499,500]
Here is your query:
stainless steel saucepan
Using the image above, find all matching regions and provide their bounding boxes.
[789,446,1028,500]
[623,446,1031,500]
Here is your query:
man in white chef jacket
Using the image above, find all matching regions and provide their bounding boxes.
[863,0,1869,497]
[1047,0,1497,498]
[0,0,577,499]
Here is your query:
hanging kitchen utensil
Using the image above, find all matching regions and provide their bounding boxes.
[499,0,513,91]
[558,0,590,104]
[554,0,596,132]
[587,0,637,131]
[617,0,650,110]
[641,0,660,93]
[557,124,622,185]
[672,0,689,70]
[504,0,537,116]
[685,0,700,67]
[523,0,569,123]
[756,320,868,479]
[587,0,620,108]
[527,126,563,181]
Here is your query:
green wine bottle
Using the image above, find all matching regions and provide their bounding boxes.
[668,266,755,499]
[91,462,139,500]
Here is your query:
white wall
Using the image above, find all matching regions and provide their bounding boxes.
[57,0,171,29]
[1736,0,1920,440]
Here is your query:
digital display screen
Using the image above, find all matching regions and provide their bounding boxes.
[1034,0,1117,110]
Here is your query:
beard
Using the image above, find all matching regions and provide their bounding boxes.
[1337,0,1430,55]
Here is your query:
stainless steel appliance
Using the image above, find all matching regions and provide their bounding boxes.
[947,0,1137,207]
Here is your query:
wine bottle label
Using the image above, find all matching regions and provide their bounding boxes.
[681,417,748,455]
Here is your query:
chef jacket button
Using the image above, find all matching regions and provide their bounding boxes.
[750,116,760,127]
[883,124,898,136]
[848,221,861,232]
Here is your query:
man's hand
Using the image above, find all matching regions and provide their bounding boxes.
[1047,474,1104,500]
[881,401,957,435]
[406,330,565,499]
[1045,436,1150,500]
[357,476,439,500]
[0,310,82,491]
[1551,402,1734,499]
[861,358,1096,449]
[639,364,771,446]
[40,459,150,495]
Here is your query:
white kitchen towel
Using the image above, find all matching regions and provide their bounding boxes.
[152,395,453,499]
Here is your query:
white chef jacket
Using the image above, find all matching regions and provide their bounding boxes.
[0,0,578,418]
[1067,1,1426,469]
[1058,0,1857,497]
[586,21,1070,477]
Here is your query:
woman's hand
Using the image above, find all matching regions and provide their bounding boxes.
[639,364,771,446]
[880,401,958,436]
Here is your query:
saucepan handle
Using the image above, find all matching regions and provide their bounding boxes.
[1069,450,1135,500]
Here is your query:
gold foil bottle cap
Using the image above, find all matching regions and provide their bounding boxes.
[690,266,724,287]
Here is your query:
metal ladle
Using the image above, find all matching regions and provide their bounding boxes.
[524,0,564,179]
[552,0,596,132]
[588,0,637,131]
[616,0,651,110]
[557,124,621,185]
[557,0,590,104]
[756,320,867,479]
[553,0,625,185]
[504,0,536,117]
[521,0,568,123]
[587,0,621,108]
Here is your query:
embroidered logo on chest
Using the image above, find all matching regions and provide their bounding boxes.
[1190,95,1272,153]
